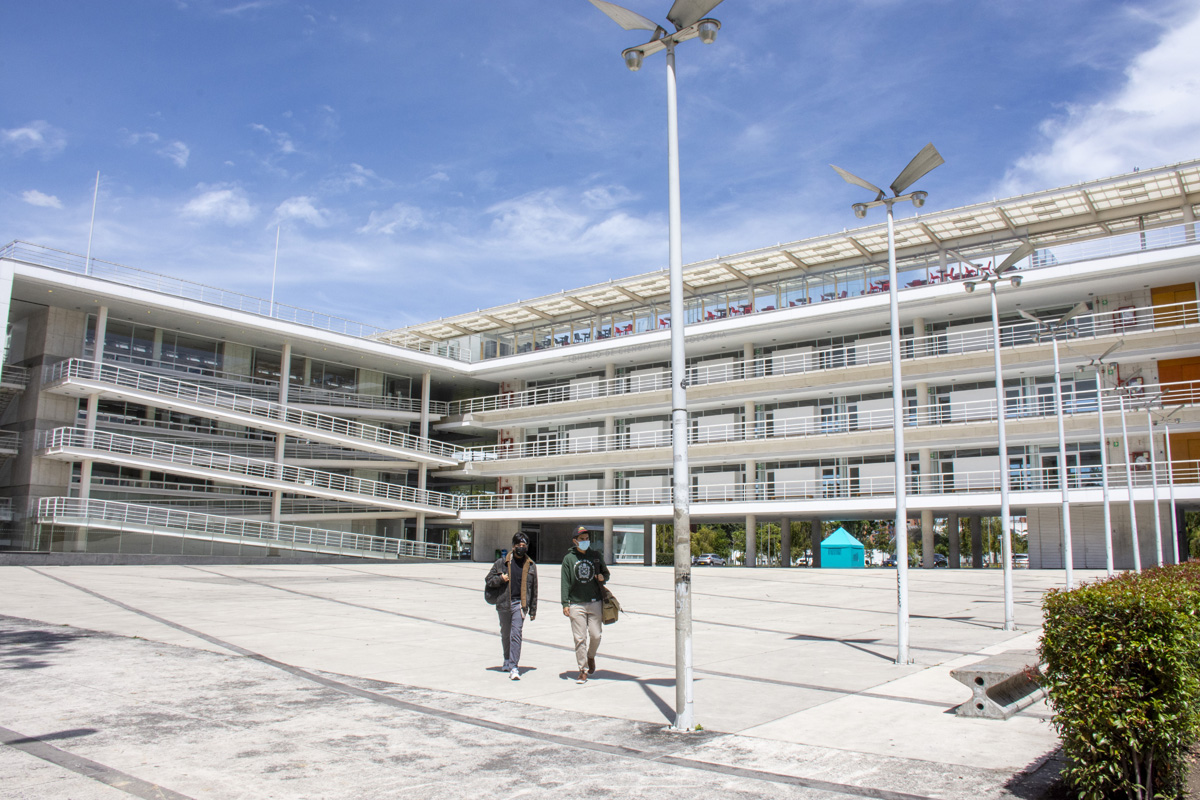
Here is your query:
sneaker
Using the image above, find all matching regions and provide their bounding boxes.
[509,668,520,681]
[576,669,588,684]
[587,657,596,675]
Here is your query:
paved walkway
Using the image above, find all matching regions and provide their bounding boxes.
[0,563,1084,799]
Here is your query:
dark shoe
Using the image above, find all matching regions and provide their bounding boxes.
[576,669,588,684]
[587,657,596,675]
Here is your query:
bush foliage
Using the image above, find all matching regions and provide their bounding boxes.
[1040,563,1200,799]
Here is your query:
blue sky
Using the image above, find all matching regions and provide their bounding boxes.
[4,0,1199,330]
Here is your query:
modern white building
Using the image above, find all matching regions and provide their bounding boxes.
[2,160,1198,567]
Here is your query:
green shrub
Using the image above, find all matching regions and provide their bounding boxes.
[1040,563,1200,799]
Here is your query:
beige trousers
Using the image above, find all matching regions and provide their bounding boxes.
[567,601,602,670]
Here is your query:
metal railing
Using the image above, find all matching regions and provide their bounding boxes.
[448,298,1199,415]
[36,497,451,559]
[88,352,451,415]
[460,460,1200,511]
[39,427,462,511]
[47,359,462,461]
[459,380,1200,462]
[1,364,31,387]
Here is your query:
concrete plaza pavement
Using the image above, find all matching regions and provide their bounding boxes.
[0,562,1086,799]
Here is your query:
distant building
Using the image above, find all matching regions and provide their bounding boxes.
[3,160,1198,568]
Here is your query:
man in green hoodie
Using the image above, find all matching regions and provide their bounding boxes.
[561,526,610,684]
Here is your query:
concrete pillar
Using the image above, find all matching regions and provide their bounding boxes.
[745,514,757,567]
[811,518,822,568]
[77,306,108,505]
[970,514,983,568]
[915,381,929,426]
[918,448,933,567]
[643,520,654,566]
[0,260,13,364]
[603,516,614,565]
[414,370,432,543]
[947,512,960,568]
[780,516,792,567]
[921,510,934,568]
[744,399,756,444]
[76,305,107,550]
[270,342,292,524]
[742,342,754,380]
[912,316,926,358]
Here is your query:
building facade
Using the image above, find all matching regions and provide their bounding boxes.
[3,161,1199,567]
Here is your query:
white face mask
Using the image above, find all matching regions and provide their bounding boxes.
[577,540,590,551]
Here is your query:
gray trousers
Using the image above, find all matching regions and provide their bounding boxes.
[498,599,524,670]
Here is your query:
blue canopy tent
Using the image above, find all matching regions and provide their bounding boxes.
[820,527,865,569]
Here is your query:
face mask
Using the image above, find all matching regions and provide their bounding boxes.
[577,541,590,551]
[513,547,527,558]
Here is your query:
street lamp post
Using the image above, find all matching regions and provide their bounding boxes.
[960,241,1035,631]
[586,0,724,733]
[1017,302,1089,588]
[1117,388,1142,573]
[831,143,945,665]
[1079,341,1122,576]
[1162,410,1182,563]
[1144,400,1164,567]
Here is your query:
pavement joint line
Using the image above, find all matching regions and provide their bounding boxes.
[21,569,945,800]
[0,723,195,800]
[184,565,965,709]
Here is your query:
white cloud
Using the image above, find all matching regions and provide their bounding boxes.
[357,203,426,235]
[126,131,160,145]
[1001,6,1200,193]
[158,140,191,167]
[181,186,257,225]
[1,120,67,157]
[21,189,63,209]
[252,122,297,155]
[273,196,329,227]
[485,185,659,259]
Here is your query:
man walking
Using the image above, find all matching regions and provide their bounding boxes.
[486,533,537,680]
[561,526,610,684]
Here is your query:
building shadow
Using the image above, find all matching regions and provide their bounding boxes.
[0,625,89,671]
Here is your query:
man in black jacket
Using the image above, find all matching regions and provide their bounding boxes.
[485,533,537,680]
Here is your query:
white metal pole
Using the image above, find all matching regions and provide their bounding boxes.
[1051,335,1072,587]
[1118,392,1141,572]
[1096,372,1114,574]
[85,171,100,276]
[665,40,694,733]
[885,200,911,663]
[1165,423,1180,564]
[269,225,281,317]
[1146,407,1163,567]
[989,283,1014,630]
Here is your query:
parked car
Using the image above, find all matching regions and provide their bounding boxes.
[881,555,897,567]
[457,547,472,561]
[932,554,948,568]
[693,553,727,566]
[1012,553,1029,568]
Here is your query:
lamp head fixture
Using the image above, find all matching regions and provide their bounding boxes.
[624,49,644,71]
[1010,275,1023,288]
[698,19,719,44]
[911,191,928,208]
[963,281,976,293]
[852,203,868,219]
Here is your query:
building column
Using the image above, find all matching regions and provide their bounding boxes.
[811,518,822,568]
[414,370,432,543]
[77,305,108,504]
[947,512,960,568]
[914,381,929,426]
[269,342,292,524]
[745,514,756,567]
[742,342,755,380]
[912,316,926,358]
[780,516,792,568]
[76,305,108,550]
[604,407,616,565]
[643,520,654,566]
[970,514,983,568]
[919,448,933,567]
[1184,203,1196,243]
